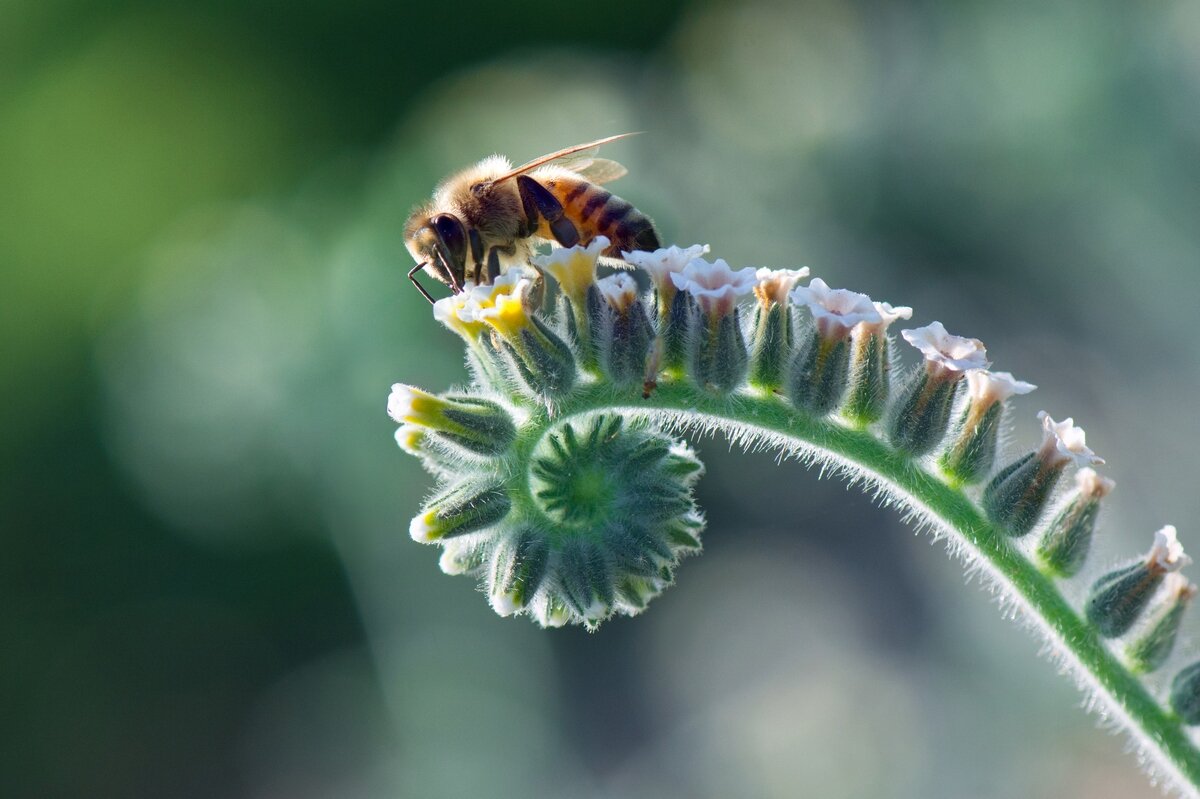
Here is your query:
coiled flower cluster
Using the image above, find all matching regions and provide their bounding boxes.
[389,238,1200,790]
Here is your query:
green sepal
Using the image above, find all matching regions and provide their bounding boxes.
[497,315,577,400]
[843,331,890,426]
[410,480,511,542]
[886,366,962,456]
[659,289,692,374]
[1127,591,1192,674]
[787,329,851,416]
[690,310,748,393]
[939,401,1003,485]
[1036,494,1102,577]
[982,452,1064,538]
[489,529,551,614]
[1171,661,1200,724]
[600,299,655,387]
[1086,562,1162,638]
[439,537,490,576]
[748,302,791,392]
[559,540,615,622]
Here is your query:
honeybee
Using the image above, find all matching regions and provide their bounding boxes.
[404,133,661,303]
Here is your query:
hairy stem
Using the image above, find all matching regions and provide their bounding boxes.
[551,377,1200,790]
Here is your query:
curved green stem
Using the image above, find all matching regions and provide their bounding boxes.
[543,377,1200,791]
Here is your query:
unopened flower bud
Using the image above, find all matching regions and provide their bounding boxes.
[748,267,809,392]
[887,322,988,455]
[787,279,880,415]
[1086,526,1190,638]
[671,257,757,392]
[556,538,615,623]
[1170,660,1200,724]
[983,411,1103,537]
[387,384,515,456]
[489,528,551,616]
[1036,467,1114,577]
[438,537,490,576]
[843,302,912,426]
[409,481,511,542]
[939,370,1036,485]
[1126,574,1196,674]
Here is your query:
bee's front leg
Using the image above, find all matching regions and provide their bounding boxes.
[469,228,485,284]
[517,175,580,247]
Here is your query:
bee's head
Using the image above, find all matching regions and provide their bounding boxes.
[404,208,469,289]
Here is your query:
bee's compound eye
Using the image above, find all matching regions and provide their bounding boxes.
[432,214,467,263]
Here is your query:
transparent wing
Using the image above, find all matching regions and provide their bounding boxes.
[570,157,628,185]
[487,133,640,185]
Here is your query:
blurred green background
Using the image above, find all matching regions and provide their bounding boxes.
[4,0,1199,797]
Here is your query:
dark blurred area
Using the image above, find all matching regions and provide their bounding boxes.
[3,1,1199,797]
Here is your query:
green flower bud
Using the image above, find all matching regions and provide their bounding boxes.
[1170,661,1200,724]
[409,480,511,542]
[984,411,1103,537]
[490,528,551,616]
[1127,574,1196,674]
[1036,468,1114,577]
[982,452,1061,538]
[888,322,988,456]
[438,537,490,576]
[387,385,515,456]
[1087,526,1190,638]
[395,402,707,628]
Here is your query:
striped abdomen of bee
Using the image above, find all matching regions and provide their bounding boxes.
[538,176,660,258]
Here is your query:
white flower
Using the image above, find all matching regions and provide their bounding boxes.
[1074,467,1115,499]
[595,272,640,312]
[433,266,540,330]
[669,257,758,317]
[623,244,710,292]
[1148,525,1191,573]
[753,267,810,306]
[966,370,1037,406]
[1037,411,1105,467]
[901,321,989,373]
[869,301,913,329]
[789,278,880,338]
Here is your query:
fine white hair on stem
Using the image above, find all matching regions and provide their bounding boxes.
[600,404,1197,797]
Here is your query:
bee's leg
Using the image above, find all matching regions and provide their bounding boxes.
[468,228,485,284]
[486,248,502,282]
[407,261,436,305]
[516,175,580,247]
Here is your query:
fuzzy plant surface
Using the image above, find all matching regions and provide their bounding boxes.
[387,237,1200,795]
